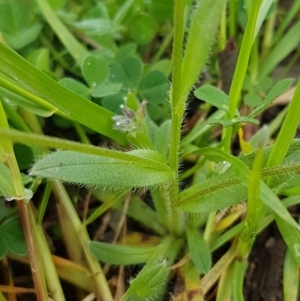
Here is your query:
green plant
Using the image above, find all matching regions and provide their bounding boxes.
[1,0,300,300]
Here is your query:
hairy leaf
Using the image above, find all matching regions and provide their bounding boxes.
[181,147,300,233]
[179,140,300,213]
[30,150,174,188]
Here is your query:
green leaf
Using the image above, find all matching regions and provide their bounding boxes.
[59,78,91,98]
[150,59,172,77]
[186,147,300,232]
[181,0,226,96]
[30,149,174,188]
[283,249,299,300]
[110,57,143,89]
[179,140,300,213]
[27,48,50,72]
[249,78,294,118]
[127,261,168,299]
[209,117,259,127]
[92,82,122,98]
[0,235,9,259]
[82,56,110,88]
[129,14,156,45]
[276,216,300,267]
[238,148,263,257]
[0,217,27,256]
[187,228,211,274]
[258,21,300,80]
[0,162,17,199]
[34,0,89,64]
[115,43,137,62]
[244,92,261,107]
[89,242,157,265]
[0,87,55,118]
[102,90,128,113]
[194,85,229,112]
[139,70,170,105]
[266,79,300,168]
[150,0,173,21]
[0,43,125,143]
[154,120,171,159]
[0,0,42,49]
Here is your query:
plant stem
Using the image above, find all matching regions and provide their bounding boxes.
[0,101,48,300]
[52,181,114,301]
[171,0,185,109]
[222,0,262,152]
[17,201,48,301]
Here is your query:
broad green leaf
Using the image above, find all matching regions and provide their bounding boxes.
[194,85,229,112]
[244,92,261,107]
[181,0,226,96]
[0,217,27,256]
[115,43,137,62]
[209,117,259,128]
[150,59,172,77]
[102,90,128,113]
[179,140,300,213]
[92,82,122,98]
[254,77,273,93]
[186,147,300,232]
[5,24,42,50]
[139,70,170,105]
[187,228,211,274]
[89,242,157,265]
[110,57,143,89]
[129,14,156,45]
[30,149,173,188]
[0,42,125,144]
[249,78,294,118]
[59,78,91,98]
[82,56,110,88]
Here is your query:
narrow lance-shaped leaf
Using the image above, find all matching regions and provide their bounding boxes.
[89,242,157,265]
[0,43,125,144]
[187,228,211,274]
[122,260,168,301]
[180,0,226,97]
[30,149,174,188]
[190,147,300,233]
[249,78,294,118]
[179,140,300,212]
[194,85,229,112]
[266,79,300,267]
